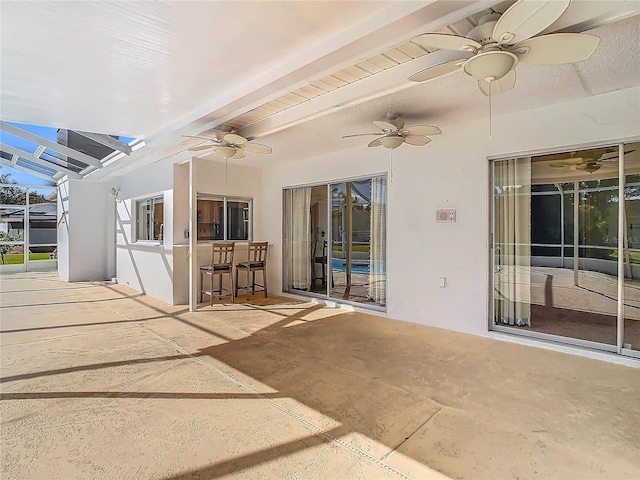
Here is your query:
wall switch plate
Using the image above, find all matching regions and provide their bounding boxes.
[439,276,447,288]
[436,208,456,223]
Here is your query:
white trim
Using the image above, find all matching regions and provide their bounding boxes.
[132,194,164,243]
[487,135,640,162]
[488,331,640,368]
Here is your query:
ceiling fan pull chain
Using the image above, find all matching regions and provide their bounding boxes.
[225,157,228,192]
[389,148,394,183]
[489,89,493,137]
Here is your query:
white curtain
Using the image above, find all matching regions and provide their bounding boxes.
[494,158,531,326]
[368,176,387,304]
[286,187,312,290]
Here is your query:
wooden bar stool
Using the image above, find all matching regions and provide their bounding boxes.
[200,242,235,305]
[235,242,268,301]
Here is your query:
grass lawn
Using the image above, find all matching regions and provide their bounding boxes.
[0,253,52,265]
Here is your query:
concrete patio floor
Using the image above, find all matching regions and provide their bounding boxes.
[1,272,639,480]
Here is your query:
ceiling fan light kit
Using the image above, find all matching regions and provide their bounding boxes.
[410,0,600,96]
[380,136,405,149]
[463,50,518,83]
[216,146,237,158]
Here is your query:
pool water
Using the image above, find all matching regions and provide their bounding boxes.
[331,258,370,273]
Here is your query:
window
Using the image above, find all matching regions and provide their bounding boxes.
[135,196,163,242]
[197,195,251,241]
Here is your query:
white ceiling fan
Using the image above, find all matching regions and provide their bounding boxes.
[186,126,272,159]
[342,113,441,149]
[409,0,600,96]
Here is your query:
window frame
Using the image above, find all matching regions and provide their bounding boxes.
[133,194,164,244]
[196,194,253,242]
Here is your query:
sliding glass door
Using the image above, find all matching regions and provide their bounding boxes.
[283,175,387,309]
[491,142,640,357]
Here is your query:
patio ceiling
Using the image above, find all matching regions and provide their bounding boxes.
[1,1,638,182]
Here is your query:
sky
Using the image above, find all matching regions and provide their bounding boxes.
[0,164,55,187]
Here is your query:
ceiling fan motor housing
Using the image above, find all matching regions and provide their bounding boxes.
[468,20,499,45]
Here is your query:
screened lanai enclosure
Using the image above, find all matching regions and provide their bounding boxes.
[283,175,387,309]
[0,183,57,272]
[491,141,640,358]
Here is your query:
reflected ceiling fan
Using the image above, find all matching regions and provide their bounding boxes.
[185,126,272,159]
[409,0,600,96]
[547,148,622,173]
[342,113,441,149]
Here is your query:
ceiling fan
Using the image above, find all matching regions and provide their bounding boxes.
[186,126,272,159]
[409,0,600,96]
[342,113,441,149]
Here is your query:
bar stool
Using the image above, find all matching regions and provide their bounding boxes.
[200,242,235,305]
[235,242,268,301]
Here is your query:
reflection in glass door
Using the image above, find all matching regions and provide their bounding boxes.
[492,142,639,357]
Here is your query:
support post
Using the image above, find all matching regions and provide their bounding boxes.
[189,159,198,312]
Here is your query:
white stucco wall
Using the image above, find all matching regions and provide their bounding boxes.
[262,87,640,337]
[57,178,109,282]
[114,159,174,303]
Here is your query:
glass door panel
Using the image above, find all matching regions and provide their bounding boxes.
[330,178,386,307]
[623,143,640,354]
[309,185,329,294]
[494,147,622,347]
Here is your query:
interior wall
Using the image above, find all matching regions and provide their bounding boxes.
[262,87,640,337]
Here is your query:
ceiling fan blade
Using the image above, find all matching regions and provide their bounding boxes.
[404,125,442,136]
[409,58,466,83]
[342,133,383,138]
[404,135,432,146]
[576,163,601,173]
[242,142,272,154]
[368,139,382,148]
[373,121,397,132]
[549,162,579,168]
[512,33,600,64]
[478,69,516,97]
[183,135,219,141]
[492,0,570,45]
[411,33,480,52]
[600,149,635,162]
[188,145,216,151]
[224,133,247,145]
[231,148,246,159]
